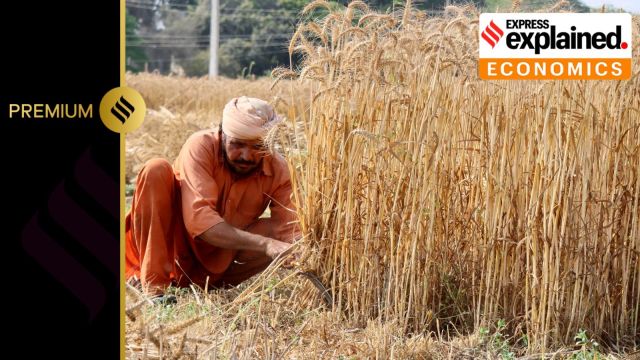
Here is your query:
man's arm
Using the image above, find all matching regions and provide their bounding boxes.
[198,222,292,259]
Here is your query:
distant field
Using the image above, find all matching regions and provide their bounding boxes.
[125,74,310,183]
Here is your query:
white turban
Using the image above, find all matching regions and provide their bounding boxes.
[221,96,281,140]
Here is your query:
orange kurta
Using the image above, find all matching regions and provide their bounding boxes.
[125,129,299,292]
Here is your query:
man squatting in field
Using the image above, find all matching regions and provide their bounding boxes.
[125,97,300,300]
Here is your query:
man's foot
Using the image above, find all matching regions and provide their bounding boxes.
[150,294,177,306]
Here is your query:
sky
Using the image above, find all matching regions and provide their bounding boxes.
[580,0,640,13]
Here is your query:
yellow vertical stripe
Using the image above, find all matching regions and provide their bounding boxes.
[120,0,126,359]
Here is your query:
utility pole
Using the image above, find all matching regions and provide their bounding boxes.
[209,0,219,78]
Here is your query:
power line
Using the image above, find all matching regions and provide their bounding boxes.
[127,40,289,45]
[127,2,302,15]
[127,0,193,10]
[131,35,291,38]
[220,8,301,14]
[128,49,291,66]
[126,2,332,74]
[127,1,302,13]
[128,42,288,48]
[129,34,292,40]
[127,4,299,21]
[128,36,291,42]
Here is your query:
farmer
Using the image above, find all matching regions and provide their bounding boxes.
[125,96,299,298]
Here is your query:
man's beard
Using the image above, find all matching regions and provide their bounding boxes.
[221,146,260,176]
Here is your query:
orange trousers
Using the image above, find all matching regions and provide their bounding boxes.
[125,159,273,294]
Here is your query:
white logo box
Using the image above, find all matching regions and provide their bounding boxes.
[479,13,633,59]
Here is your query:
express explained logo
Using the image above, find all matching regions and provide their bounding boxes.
[481,20,504,48]
[503,20,627,54]
[478,13,632,80]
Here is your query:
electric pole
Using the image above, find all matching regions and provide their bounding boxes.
[209,0,219,78]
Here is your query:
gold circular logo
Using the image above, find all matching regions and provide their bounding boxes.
[99,86,146,133]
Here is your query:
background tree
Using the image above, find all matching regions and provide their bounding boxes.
[485,0,590,11]
[126,12,148,72]
[129,0,603,77]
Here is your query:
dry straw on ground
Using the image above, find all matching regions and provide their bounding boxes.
[126,1,640,358]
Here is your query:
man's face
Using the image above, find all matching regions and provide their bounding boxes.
[221,133,266,175]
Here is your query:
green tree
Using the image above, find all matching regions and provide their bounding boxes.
[125,0,205,74]
[126,0,489,77]
[485,0,589,12]
[217,0,308,77]
[568,0,590,12]
[126,12,148,72]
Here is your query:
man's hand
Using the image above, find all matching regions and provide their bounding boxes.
[264,238,293,259]
[265,239,302,269]
[199,222,299,267]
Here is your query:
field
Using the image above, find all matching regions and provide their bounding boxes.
[126,2,640,359]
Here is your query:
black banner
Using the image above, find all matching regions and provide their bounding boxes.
[1,1,120,358]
